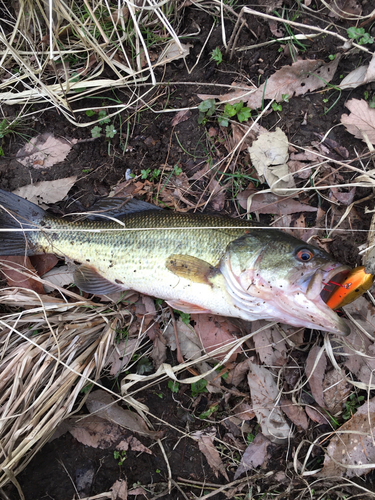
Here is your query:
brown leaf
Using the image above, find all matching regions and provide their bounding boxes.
[305,406,330,425]
[29,254,59,276]
[111,479,128,500]
[280,398,309,430]
[0,256,44,294]
[191,314,241,362]
[237,190,317,216]
[86,390,163,439]
[234,433,271,479]
[199,58,340,110]
[191,428,229,480]
[323,369,351,414]
[305,346,327,408]
[247,362,291,443]
[105,338,139,377]
[341,99,375,144]
[330,186,356,205]
[252,320,287,366]
[321,397,375,477]
[171,109,192,127]
[16,133,76,168]
[69,415,123,449]
[328,0,362,19]
[116,436,152,454]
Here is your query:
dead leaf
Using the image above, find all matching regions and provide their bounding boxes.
[171,109,192,127]
[280,398,309,430]
[247,362,291,443]
[0,256,44,294]
[191,428,229,480]
[105,338,139,377]
[305,406,330,425]
[341,99,375,144]
[252,320,287,366]
[29,254,59,276]
[305,346,327,408]
[16,133,76,168]
[330,186,356,205]
[226,358,251,386]
[248,128,297,195]
[321,397,375,477]
[86,390,162,439]
[116,436,152,454]
[191,314,241,362]
[323,369,351,414]
[42,265,74,292]
[328,0,362,19]
[111,479,128,500]
[234,433,271,479]
[69,415,124,448]
[237,189,317,216]
[13,176,77,207]
[150,332,167,369]
[199,58,340,110]
[158,41,192,64]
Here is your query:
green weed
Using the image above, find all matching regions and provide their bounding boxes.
[211,47,223,65]
[191,379,208,397]
[347,27,374,45]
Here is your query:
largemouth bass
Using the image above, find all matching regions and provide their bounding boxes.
[0,189,350,335]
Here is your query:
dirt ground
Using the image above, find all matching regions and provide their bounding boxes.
[2,1,375,499]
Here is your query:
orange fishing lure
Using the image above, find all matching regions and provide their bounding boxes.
[325,266,374,310]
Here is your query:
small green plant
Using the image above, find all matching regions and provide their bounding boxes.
[218,101,251,127]
[199,404,219,419]
[105,124,117,138]
[191,378,208,397]
[198,99,216,125]
[342,393,365,420]
[140,168,161,181]
[328,54,336,61]
[113,450,127,466]
[91,125,102,138]
[136,357,153,375]
[179,312,190,325]
[246,433,255,444]
[272,102,283,112]
[168,380,179,393]
[347,27,374,45]
[211,47,223,65]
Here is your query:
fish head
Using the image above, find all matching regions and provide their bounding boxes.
[220,231,351,335]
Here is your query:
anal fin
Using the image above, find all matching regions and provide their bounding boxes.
[74,264,126,295]
[166,299,212,314]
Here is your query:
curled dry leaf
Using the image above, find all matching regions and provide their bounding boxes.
[105,338,139,377]
[158,41,192,64]
[191,428,229,480]
[16,133,76,168]
[305,406,330,425]
[69,415,124,449]
[305,345,327,408]
[234,433,271,479]
[340,99,375,144]
[321,397,375,478]
[247,361,291,443]
[42,265,74,293]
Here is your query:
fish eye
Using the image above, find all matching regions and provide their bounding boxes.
[296,249,314,262]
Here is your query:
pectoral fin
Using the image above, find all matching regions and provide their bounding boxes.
[74,264,126,294]
[166,254,214,285]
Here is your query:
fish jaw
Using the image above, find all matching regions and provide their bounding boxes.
[220,255,351,335]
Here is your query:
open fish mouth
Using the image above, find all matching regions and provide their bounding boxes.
[320,268,351,306]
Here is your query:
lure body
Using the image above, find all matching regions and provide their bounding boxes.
[326,266,374,309]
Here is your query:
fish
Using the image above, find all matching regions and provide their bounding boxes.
[0,189,351,335]
[323,266,374,310]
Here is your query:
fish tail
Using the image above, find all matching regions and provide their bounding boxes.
[0,189,47,255]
